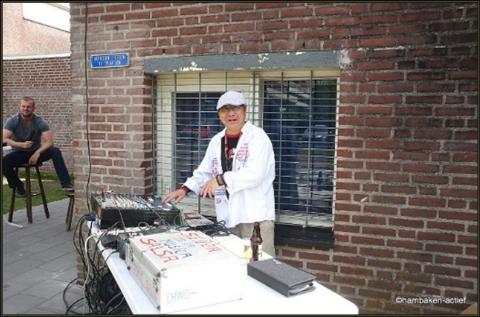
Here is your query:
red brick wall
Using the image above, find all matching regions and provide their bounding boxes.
[2,56,73,172]
[70,3,478,314]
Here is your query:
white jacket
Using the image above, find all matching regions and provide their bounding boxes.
[184,121,275,228]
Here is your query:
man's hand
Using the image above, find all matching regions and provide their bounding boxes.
[162,189,187,204]
[200,178,220,198]
[18,141,33,149]
[28,151,40,165]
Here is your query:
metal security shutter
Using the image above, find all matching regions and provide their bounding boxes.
[154,70,339,228]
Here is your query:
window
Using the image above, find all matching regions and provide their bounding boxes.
[154,69,339,246]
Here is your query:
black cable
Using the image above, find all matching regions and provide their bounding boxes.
[71,213,117,315]
[199,220,231,237]
[63,277,84,315]
[83,3,93,215]
[105,296,126,315]
[115,209,126,230]
[102,291,123,314]
[91,230,108,274]
[182,219,232,237]
[69,214,92,314]
[74,215,104,314]
[72,215,91,280]
[66,297,85,315]
[80,228,123,314]
[104,250,118,263]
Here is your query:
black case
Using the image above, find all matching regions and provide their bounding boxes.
[247,258,316,297]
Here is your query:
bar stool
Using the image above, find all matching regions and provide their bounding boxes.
[65,192,75,231]
[8,163,50,224]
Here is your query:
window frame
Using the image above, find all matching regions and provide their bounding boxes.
[152,68,339,248]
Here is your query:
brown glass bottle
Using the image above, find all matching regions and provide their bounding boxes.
[250,222,263,262]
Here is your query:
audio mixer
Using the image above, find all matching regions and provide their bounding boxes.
[91,192,180,229]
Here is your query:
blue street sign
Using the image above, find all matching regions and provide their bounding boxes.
[90,53,129,69]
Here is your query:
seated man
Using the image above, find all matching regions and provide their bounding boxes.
[3,96,73,197]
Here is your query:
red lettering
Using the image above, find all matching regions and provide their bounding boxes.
[150,246,179,263]
[180,231,222,252]
[139,238,158,246]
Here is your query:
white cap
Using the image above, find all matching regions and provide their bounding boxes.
[216,91,246,110]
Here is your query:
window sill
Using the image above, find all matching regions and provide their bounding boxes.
[274,223,334,249]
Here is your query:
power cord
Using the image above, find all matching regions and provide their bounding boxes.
[65,213,130,315]
[83,3,93,216]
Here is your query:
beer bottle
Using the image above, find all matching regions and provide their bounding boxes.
[250,222,263,262]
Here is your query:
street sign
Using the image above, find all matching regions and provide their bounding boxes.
[90,53,129,69]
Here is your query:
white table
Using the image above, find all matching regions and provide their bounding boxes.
[91,225,358,315]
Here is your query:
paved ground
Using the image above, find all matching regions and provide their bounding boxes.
[2,198,84,315]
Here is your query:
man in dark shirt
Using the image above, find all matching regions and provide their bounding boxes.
[3,96,73,197]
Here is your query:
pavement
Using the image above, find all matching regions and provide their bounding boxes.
[2,198,84,315]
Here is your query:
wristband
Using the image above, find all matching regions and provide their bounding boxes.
[216,174,225,186]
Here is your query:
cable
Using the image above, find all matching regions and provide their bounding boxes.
[72,215,91,284]
[197,219,231,237]
[83,3,93,215]
[102,291,123,314]
[106,296,126,315]
[62,277,84,315]
[115,209,126,230]
[72,212,131,315]
[68,214,91,314]
[62,277,77,309]
[83,233,97,314]
[104,250,118,263]
[66,297,85,315]
[83,233,96,286]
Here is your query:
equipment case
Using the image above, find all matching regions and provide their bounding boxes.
[126,230,245,313]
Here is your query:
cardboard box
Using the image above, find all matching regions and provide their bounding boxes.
[126,230,245,313]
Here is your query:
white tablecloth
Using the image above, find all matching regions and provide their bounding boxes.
[91,224,358,315]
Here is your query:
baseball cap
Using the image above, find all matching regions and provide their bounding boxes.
[216,91,246,110]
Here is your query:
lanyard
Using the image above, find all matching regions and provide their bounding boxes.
[222,132,241,172]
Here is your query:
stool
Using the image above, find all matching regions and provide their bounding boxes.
[65,192,75,231]
[8,163,50,224]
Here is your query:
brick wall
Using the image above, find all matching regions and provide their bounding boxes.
[2,3,70,56]
[70,2,478,314]
[2,55,73,172]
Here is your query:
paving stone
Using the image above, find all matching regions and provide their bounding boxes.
[2,281,31,299]
[2,251,28,265]
[21,278,70,299]
[4,254,47,272]
[2,198,78,315]
[2,293,47,314]
[39,252,77,272]
[50,266,78,283]
[38,289,76,314]
[23,306,60,314]
[3,267,52,286]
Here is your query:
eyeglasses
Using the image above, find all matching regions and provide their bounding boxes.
[219,105,244,114]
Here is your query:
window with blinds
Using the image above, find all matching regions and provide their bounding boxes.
[154,70,339,232]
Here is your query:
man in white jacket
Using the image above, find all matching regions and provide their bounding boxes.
[163,91,276,256]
